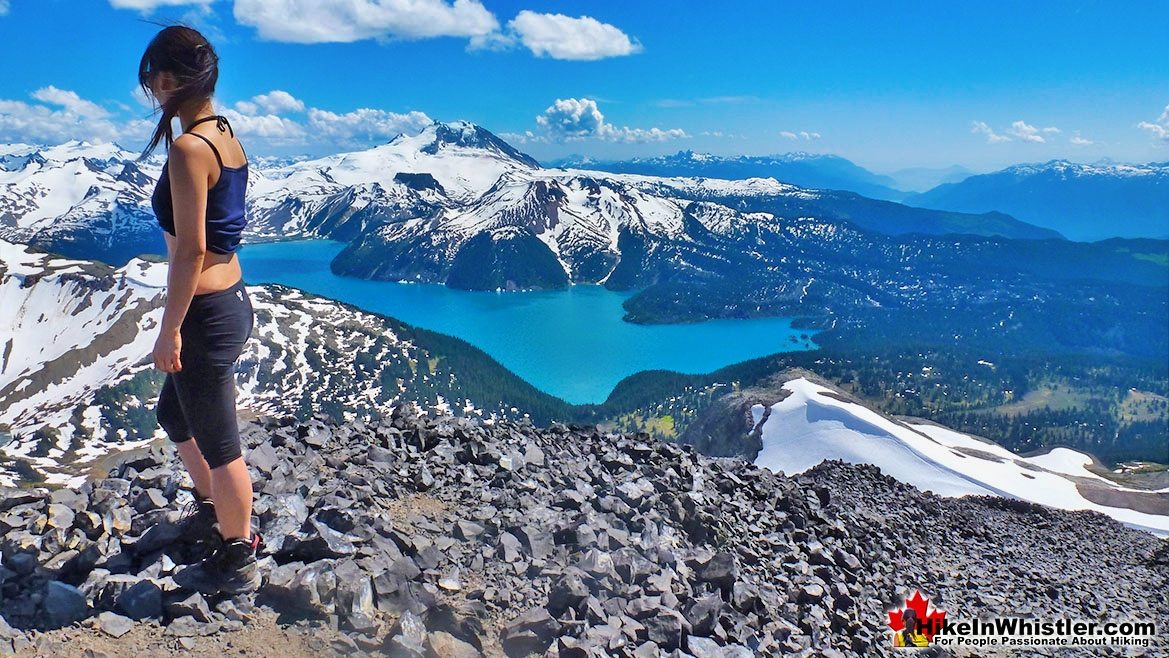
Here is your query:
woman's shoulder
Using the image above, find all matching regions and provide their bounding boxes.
[165,136,217,176]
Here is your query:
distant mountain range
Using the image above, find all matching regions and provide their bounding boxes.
[3,122,1166,363]
[549,149,910,201]
[0,124,1056,272]
[550,152,1169,241]
[905,160,1169,241]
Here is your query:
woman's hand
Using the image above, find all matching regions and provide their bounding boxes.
[153,328,183,372]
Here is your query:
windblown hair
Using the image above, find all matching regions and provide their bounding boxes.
[136,23,219,161]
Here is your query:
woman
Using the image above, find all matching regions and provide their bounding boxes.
[893,607,931,647]
[138,24,260,595]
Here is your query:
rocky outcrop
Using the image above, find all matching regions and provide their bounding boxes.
[1,406,1166,657]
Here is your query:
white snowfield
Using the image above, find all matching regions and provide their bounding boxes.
[752,377,1169,537]
[0,140,163,238]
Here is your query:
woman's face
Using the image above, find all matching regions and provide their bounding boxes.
[148,70,176,105]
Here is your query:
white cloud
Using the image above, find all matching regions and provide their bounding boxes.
[605,126,690,143]
[235,90,305,115]
[971,120,1011,143]
[31,86,111,117]
[536,98,605,138]
[0,1,10,16]
[499,130,548,145]
[233,0,499,44]
[219,108,307,143]
[220,88,429,147]
[535,97,687,143]
[1069,131,1093,146]
[1137,104,1169,141]
[1041,126,1061,134]
[224,90,431,148]
[306,107,433,144]
[507,11,641,61]
[779,130,819,141]
[1,83,437,154]
[0,88,141,145]
[1007,120,1047,143]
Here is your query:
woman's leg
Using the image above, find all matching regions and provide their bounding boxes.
[175,438,214,500]
[157,374,213,499]
[210,456,253,539]
[171,284,260,594]
[172,358,253,540]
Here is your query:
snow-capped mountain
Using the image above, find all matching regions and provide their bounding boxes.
[1,121,1056,271]
[244,120,542,241]
[753,377,1169,536]
[905,160,1169,240]
[0,139,171,264]
[0,239,544,486]
[549,149,909,201]
[329,170,793,289]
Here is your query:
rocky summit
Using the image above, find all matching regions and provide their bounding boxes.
[1,407,1166,657]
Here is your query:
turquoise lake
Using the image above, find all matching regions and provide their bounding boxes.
[238,239,819,405]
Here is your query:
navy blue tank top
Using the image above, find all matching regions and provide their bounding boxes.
[151,114,248,255]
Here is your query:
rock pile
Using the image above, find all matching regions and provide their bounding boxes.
[1,406,1166,656]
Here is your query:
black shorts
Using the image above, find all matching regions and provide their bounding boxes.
[155,278,254,469]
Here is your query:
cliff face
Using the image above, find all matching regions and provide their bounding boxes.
[2,406,1167,657]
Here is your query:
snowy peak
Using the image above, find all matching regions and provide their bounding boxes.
[399,120,541,169]
[998,159,1169,179]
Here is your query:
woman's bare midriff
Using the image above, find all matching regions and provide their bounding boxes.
[163,231,242,294]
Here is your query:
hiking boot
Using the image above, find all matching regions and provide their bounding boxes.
[173,532,262,595]
[170,494,222,563]
[175,494,218,539]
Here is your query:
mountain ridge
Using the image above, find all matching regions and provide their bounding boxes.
[906,159,1169,240]
[547,149,908,201]
[1,121,1060,272]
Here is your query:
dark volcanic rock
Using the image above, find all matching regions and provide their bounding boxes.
[2,408,1165,658]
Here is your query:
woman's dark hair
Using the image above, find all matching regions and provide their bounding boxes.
[136,22,219,161]
[902,607,919,633]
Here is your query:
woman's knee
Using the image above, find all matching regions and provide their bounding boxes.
[195,431,243,470]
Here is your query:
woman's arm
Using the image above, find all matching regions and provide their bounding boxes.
[153,136,211,373]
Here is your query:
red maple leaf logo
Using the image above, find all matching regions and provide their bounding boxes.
[887,590,947,641]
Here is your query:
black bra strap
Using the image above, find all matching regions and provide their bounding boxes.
[185,114,232,136]
[183,115,245,168]
[187,132,224,169]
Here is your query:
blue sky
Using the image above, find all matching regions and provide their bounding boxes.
[1,0,1167,173]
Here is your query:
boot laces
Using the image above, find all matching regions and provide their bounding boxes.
[177,496,213,526]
